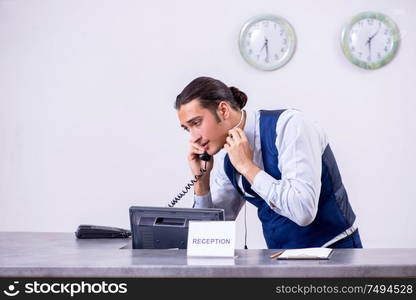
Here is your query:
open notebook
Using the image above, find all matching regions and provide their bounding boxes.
[270,248,333,260]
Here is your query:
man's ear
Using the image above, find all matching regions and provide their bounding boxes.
[217,101,230,121]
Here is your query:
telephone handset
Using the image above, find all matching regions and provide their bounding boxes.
[198,151,212,162]
[168,151,211,207]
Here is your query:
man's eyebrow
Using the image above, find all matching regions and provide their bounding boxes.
[185,116,201,124]
[180,116,202,130]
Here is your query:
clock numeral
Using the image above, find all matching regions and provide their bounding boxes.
[386,37,391,44]
[358,21,363,27]
[256,54,260,60]
[248,49,253,55]
[262,21,269,27]
[384,29,389,35]
[280,29,284,36]
[265,57,269,63]
[367,55,372,62]
[358,52,362,57]
[384,46,389,52]
[367,18,374,25]
[247,32,252,38]
[377,52,381,59]
[274,54,279,60]
[282,38,287,45]
[281,47,286,53]
[351,46,355,52]
[274,23,277,30]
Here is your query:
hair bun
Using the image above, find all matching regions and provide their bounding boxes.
[229,86,247,109]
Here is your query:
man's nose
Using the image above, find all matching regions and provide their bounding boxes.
[189,129,202,144]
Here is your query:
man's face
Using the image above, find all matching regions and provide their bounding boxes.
[178,99,228,155]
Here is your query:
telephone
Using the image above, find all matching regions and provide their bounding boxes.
[168,151,212,207]
[75,224,131,239]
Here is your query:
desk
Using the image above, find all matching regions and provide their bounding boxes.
[1,232,415,277]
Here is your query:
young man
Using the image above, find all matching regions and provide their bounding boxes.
[175,76,362,249]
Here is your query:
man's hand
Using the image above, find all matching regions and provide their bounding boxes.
[224,128,261,183]
[188,141,214,195]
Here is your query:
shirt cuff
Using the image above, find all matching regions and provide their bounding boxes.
[193,192,213,208]
[251,170,277,206]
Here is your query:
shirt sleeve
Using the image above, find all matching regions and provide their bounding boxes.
[251,110,325,226]
[193,151,245,221]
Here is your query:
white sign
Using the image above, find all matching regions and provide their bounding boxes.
[187,221,236,257]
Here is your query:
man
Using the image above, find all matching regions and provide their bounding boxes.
[175,76,362,249]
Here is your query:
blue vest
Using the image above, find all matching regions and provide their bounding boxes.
[224,110,356,249]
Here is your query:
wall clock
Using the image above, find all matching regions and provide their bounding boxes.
[341,11,400,69]
[239,15,297,71]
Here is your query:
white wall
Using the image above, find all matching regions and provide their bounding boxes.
[0,0,415,248]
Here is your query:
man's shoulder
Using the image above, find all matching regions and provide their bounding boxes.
[256,108,306,124]
[275,109,329,147]
[257,108,302,116]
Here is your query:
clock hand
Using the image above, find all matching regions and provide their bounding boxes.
[369,22,381,40]
[259,41,266,53]
[364,36,372,59]
[368,41,372,59]
[265,38,269,61]
[259,37,269,59]
[365,22,381,46]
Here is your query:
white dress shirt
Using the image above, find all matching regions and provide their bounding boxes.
[194,109,356,247]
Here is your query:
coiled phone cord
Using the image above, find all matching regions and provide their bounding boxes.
[168,161,208,208]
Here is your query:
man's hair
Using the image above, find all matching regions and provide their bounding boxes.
[174,77,247,120]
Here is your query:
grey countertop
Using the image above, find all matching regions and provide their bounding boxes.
[0,232,415,278]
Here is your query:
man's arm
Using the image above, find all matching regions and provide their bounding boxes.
[250,110,324,226]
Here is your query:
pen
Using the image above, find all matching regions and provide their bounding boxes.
[269,250,284,259]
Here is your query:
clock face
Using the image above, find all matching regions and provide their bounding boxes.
[341,12,400,69]
[239,15,296,71]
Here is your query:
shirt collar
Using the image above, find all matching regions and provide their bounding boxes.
[243,110,256,149]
